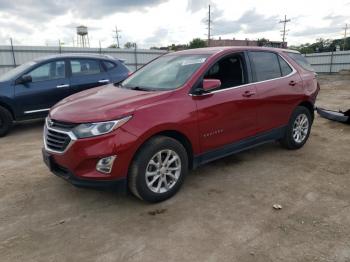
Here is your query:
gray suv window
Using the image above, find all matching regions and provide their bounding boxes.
[249,52,281,82]
[278,56,293,76]
[285,52,314,72]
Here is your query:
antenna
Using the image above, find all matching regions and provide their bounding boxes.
[279,15,291,48]
[113,26,122,48]
[343,24,348,51]
[205,5,213,47]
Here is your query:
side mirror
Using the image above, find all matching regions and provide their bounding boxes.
[202,79,221,92]
[15,74,32,85]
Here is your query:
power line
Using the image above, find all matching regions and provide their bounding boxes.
[279,15,291,48]
[113,26,121,48]
[342,23,348,51]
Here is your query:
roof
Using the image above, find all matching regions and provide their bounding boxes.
[168,46,300,56]
[33,53,118,62]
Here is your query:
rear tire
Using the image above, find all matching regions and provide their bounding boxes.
[280,106,312,150]
[0,106,13,137]
[128,136,188,203]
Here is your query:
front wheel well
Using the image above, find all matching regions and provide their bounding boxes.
[135,130,194,170]
[0,102,15,120]
[298,101,315,122]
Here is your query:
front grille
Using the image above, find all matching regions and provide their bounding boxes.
[50,120,77,130]
[45,129,71,152]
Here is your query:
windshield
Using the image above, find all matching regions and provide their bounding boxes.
[0,61,36,82]
[121,54,209,90]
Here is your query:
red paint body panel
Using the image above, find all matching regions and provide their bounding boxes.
[45,47,320,182]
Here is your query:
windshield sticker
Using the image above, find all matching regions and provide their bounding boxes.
[182,58,207,66]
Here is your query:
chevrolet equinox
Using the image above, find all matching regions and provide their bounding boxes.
[43,47,320,202]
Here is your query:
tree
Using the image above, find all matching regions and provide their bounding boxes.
[124,42,134,49]
[108,44,119,48]
[189,38,207,49]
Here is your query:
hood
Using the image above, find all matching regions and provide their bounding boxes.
[50,84,170,123]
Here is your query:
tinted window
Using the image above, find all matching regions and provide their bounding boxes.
[70,59,102,76]
[28,61,65,82]
[278,56,293,76]
[250,52,282,82]
[285,52,314,72]
[103,61,116,70]
[204,54,246,89]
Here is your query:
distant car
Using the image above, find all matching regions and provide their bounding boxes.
[0,54,130,136]
[43,47,320,203]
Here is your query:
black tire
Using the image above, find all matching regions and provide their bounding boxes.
[280,106,312,150]
[128,136,188,203]
[0,106,13,137]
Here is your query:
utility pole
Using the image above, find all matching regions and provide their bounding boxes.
[206,5,213,47]
[279,15,291,48]
[342,23,348,51]
[113,26,121,48]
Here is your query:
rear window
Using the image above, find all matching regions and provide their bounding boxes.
[278,56,293,76]
[249,52,281,82]
[103,61,117,70]
[285,52,314,72]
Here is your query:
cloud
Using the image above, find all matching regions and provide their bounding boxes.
[143,28,169,46]
[211,8,279,36]
[0,0,169,21]
[187,0,210,12]
[291,13,347,37]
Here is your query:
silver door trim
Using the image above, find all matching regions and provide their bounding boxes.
[24,108,50,114]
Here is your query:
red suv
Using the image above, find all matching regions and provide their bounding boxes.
[43,47,319,202]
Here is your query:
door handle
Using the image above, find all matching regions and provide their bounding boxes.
[56,84,70,88]
[242,90,256,97]
[98,79,110,84]
[289,80,297,86]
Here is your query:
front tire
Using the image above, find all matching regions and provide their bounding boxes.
[280,106,312,150]
[128,136,188,203]
[0,106,13,137]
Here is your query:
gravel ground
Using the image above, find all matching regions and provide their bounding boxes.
[0,74,349,262]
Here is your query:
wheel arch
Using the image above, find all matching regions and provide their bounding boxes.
[298,100,315,122]
[0,101,15,120]
[131,129,195,170]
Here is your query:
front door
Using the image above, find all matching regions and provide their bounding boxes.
[14,60,71,118]
[194,53,258,153]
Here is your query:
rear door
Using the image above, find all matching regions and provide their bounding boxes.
[248,51,303,133]
[68,58,110,93]
[14,59,72,118]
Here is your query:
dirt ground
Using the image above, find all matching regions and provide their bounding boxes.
[0,74,349,262]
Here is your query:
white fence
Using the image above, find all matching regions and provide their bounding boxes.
[304,50,350,73]
[1,45,349,75]
[0,45,167,75]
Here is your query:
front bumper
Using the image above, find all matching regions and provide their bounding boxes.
[43,148,127,189]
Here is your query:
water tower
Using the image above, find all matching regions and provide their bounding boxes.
[76,25,90,47]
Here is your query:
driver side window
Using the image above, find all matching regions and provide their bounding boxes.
[28,61,66,82]
[204,53,247,90]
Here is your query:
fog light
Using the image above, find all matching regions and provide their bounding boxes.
[96,156,116,174]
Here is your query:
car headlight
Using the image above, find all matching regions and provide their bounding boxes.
[72,116,132,139]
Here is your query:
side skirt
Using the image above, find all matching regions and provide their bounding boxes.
[193,126,286,168]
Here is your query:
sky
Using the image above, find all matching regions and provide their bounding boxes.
[0,0,349,49]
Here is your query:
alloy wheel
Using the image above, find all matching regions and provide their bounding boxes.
[145,149,182,194]
[292,113,309,143]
